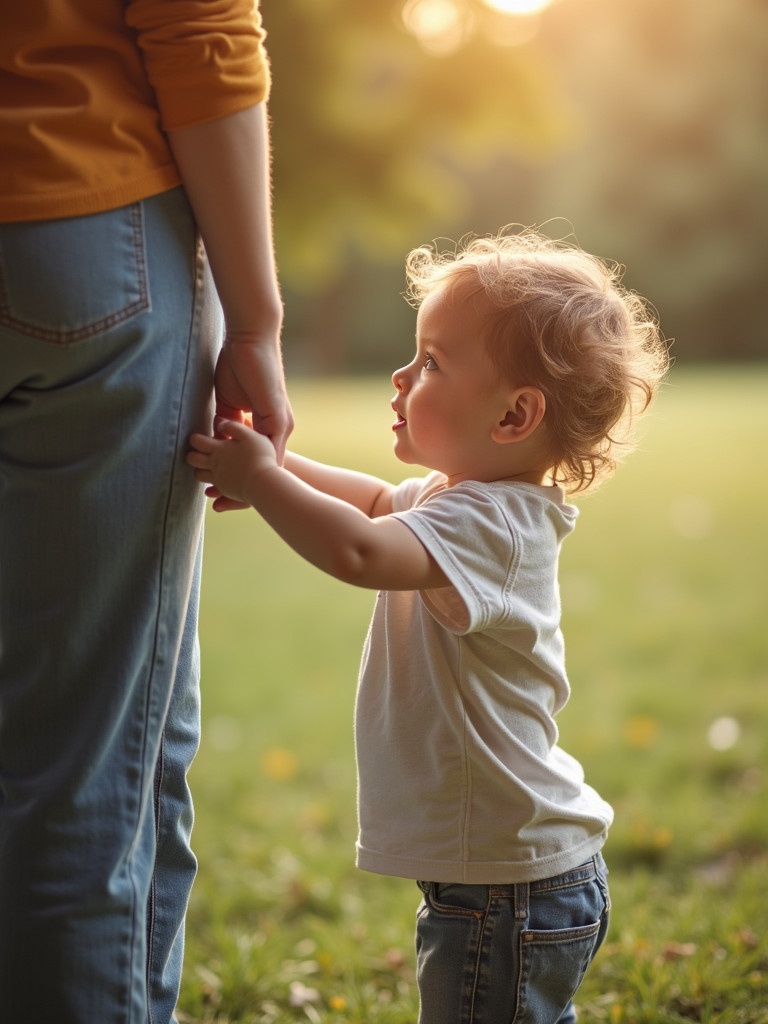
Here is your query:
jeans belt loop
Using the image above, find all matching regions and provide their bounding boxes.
[513,880,529,919]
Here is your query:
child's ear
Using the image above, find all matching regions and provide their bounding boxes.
[492,387,546,444]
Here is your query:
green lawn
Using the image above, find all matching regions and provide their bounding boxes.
[179,365,768,1024]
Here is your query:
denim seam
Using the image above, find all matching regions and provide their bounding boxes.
[116,197,152,1024]
[467,895,491,1024]
[146,732,165,1024]
[122,215,200,1023]
[142,229,206,1022]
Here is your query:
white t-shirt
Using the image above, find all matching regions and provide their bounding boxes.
[354,473,613,884]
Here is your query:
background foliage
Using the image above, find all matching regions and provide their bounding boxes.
[264,0,768,369]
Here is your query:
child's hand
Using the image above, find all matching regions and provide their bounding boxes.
[187,419,277,512]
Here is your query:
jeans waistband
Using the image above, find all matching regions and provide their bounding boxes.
[488,854,605,919]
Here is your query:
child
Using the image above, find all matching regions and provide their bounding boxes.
[188,228,669,1024]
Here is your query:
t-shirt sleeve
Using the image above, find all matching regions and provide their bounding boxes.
[390,474,442,514]
[126,0,271,131]
[393,483,521,634]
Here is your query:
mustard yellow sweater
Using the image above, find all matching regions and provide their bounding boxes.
[0,0,270,222]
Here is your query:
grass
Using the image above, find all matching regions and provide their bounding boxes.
[178,365,768,1024]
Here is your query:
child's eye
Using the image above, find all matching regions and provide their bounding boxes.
[423,354,438,371]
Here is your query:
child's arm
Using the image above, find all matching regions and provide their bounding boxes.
[188,421,448,591]
[282,452,394,518]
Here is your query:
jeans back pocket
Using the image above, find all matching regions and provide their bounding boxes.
[0,203,150,345]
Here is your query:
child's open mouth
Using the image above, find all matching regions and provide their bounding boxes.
[391,399,406,431]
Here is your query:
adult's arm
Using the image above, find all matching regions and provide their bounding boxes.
[167,105,294,461]
[127,0,293,459]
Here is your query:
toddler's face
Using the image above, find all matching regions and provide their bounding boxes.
[390,285,512,483]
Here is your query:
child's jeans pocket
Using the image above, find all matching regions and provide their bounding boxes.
[416,854,610,1024]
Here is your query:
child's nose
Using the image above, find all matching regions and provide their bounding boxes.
[391,365,408,391]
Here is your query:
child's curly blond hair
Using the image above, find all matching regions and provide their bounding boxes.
[404,227,670,493]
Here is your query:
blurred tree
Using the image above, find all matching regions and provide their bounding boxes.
[264,0,566,369]
[535,0,768,361]
[264,0,768,369]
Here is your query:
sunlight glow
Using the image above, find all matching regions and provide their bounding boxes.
[402,0,555,53]
[480,0,553,13]
[401,0,473,55]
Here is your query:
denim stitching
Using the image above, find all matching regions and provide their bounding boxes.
[467,890,492,1024]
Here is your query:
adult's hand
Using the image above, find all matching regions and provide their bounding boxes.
[215,331,294,463]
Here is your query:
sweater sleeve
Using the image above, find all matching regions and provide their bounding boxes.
[125,0,271,131]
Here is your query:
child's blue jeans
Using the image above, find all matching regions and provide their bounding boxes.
[415,853,610,1024]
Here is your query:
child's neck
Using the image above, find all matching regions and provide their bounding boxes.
[501,469,551,486]
[442,467,552,488]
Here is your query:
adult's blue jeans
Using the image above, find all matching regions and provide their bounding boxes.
[0,187,220,1023]
[416,854,610,1024]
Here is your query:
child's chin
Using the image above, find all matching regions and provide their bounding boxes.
[392,440,415,465]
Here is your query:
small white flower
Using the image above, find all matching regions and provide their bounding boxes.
[288,980,321,1007]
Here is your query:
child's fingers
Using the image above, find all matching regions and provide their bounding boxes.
[212,416,248,440]
[211,495,250,513]
[188,431,219,452]
[186,449,211,469]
